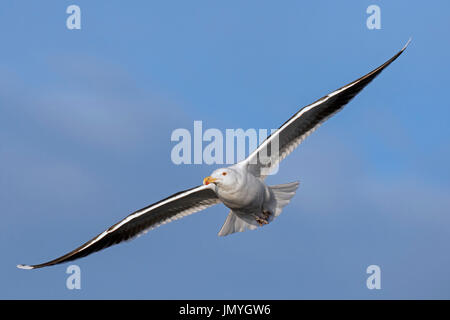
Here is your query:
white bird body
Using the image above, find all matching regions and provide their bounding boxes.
[205,165,299,236]
[17,40,410,269]
[212,166,265,210]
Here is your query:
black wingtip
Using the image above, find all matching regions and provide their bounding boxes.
[381,38,411,69]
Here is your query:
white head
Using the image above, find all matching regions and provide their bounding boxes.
[203,167,240,190]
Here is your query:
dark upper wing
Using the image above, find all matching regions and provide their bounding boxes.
[242,40,410,179]
[17,185,220,269]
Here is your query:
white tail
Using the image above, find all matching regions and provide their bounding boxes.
[269,181,300,217]
[217,210,258,236]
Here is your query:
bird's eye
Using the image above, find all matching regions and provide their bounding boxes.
[222,172,227,176]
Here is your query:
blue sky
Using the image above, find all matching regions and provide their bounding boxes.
[1,1,450,299]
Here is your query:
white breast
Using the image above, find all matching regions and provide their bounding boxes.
[217,172,266,211]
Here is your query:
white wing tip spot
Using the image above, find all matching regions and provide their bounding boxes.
[17,264,34,270]
[403,38,412,51]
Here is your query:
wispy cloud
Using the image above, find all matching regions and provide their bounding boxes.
[0,55,186,153]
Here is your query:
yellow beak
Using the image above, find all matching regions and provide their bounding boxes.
[203,176,217,185]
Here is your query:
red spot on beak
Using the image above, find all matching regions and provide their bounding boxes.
[203,176,217,185]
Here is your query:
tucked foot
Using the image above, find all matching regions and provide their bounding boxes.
[255,211,272,226]
[255,216,268,226]
[262,210,271,220]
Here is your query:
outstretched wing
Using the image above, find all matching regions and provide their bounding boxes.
[242,40,410,179]
[17,185,220,269]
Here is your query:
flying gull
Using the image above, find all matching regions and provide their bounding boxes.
[17,40,410,269]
